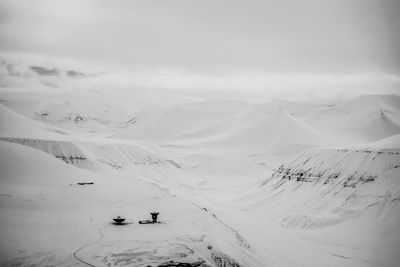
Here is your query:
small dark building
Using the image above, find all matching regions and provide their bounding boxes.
[150,212,159,223]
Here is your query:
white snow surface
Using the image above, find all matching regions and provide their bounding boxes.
[1,87,400,267]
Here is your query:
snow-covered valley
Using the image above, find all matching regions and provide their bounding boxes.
[1,75,400,267]
[1,0,400,265]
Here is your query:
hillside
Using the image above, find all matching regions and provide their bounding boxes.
[229,140,400,267]
[0,104,68,138]
[1,90,400,267]
[307,95,400,142]
[212,110,328,156]
[0,140,264,266]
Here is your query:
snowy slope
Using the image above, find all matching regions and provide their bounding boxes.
[0,137,183,174]
[116,107,230,141]
[360,133,400,149]
[0,94,132,135]
[213,110,328,156]
[115,100,255,142]
[230,140,400,267]
[253,99,323,118]
[0,140,264,266]
[307,95,400,142]
[1,87,400,267]
[0,104,69,138]
[179,99,252,113]
[256,147,400,226]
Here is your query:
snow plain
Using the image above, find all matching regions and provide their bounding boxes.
[0,62,400,267]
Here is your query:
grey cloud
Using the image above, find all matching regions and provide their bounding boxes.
[30,66,59,76]
[0,0,399,74]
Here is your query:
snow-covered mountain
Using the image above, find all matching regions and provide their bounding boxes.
[1,85,399,267]
[214,110,327,155]
[226,136,400,267]
[307,95,400,142]
[0,141,263,266]
[256,145,400,228]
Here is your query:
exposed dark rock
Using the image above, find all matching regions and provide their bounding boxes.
[55,155,87,164]
[211,252,240,267]
[157,259,207,267]
[77,182,94,185]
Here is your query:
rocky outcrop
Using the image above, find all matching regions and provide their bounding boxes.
[0,138,90,167]
[259,148,400,228]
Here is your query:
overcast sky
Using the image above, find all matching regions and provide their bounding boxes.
[0,0,399,100]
